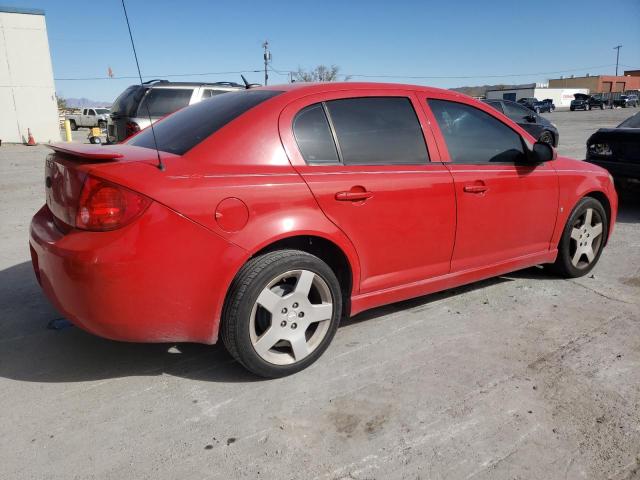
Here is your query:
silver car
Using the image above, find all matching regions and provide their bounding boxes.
[107,80,244,142]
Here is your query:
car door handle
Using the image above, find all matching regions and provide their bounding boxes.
[335,191,374,201]
[463,184,488,194]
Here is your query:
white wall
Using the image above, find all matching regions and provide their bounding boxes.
[0,10,60,143]
[533,88,589,108]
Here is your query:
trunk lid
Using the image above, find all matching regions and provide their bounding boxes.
[44,143,175,229]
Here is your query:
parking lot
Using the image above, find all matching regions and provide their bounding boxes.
[1,108,639,479]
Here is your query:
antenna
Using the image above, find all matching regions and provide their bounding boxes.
[121,0,165,171]
[241,74,251,89]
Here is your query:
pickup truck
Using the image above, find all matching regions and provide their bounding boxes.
[66,108,110,130]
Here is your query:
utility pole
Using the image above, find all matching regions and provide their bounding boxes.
[262,40,271,86]
[613,45,622,76]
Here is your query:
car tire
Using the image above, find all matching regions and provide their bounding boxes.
[69,120,77,131]
[570,107,575,111]
[549,197,608,278]
[587,104,591,111]
[539,131,554,145]
[98,120,106,129]
[221,249,342,378]
[535,107,541,114]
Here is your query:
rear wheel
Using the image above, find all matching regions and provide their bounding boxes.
[221,250,342,378]
[549,197,608,278]
[535,107,541,114]
[600,104,604,110]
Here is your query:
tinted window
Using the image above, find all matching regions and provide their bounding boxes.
[428,99,525,164]
[128,89,282,155]
[111,85,146,117]
[325,97,428,165]
[502,101,534,122]
[202,89,227,99]
[486,101,504,113]
[87,109,95,116]
[293,104,339,164]
[137,88,193,118]
[95,108,109,114]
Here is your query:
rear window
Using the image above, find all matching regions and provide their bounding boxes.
[110,85,146,117]
[128,89,282,155]
[137,88,194,118]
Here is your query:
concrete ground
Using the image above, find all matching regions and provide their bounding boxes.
[1,108,639,480]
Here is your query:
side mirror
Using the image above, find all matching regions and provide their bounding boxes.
[525,114,537,123]
[529,141,555,163]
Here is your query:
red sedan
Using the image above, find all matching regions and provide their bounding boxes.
[30,83,617,377]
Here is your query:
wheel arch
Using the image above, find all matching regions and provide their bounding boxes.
[248,234,356,317]
[584,190,612,245]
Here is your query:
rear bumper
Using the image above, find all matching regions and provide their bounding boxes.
[29,203,248,344]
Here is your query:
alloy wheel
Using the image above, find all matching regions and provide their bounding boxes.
[249,269,334,365]
[569,207,604,269]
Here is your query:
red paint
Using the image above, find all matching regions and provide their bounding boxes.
[30,82,618,344]
[215,197,249,232]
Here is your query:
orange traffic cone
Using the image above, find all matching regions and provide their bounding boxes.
[26,128,36,146]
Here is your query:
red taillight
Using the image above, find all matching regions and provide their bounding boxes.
[75,176,151,231]
[125,121,140,138]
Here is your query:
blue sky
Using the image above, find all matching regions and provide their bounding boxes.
[4,0,640,102]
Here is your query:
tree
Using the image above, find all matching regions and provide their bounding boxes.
[57,96,67,110]
[294,65,348,82]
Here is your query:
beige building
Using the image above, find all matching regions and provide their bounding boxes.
[0,6,59,143]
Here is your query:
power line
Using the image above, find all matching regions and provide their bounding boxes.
[55,69,262,81]
[271,64,620,80]
[55,63,633,83]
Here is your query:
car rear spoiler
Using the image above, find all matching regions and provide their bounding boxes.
[46,143,124,161]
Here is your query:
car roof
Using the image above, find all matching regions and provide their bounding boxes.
[249,82,462,101]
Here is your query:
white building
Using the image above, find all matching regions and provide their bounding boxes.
[486,86,589,109]
[0,6,59,144]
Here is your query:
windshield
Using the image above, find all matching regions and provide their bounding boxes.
[618,113,640,128]
[95,108,110,114]
[128,89,282,155]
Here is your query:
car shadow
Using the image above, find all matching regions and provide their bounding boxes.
[1,261,518,384]
[616,186,640,224]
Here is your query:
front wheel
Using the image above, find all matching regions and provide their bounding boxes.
[221,250,342,378]
[549,197,608,278]
[98,120,106,129]
[539,131,554,146]
[69,120,77,131]
[600,104,604,110]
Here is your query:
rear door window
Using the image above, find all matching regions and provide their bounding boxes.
[137,88,194,118]
[293,104,339,164]
[324,97,429,165]
[486,101,504,113]
[428,99,525,164]
[502,101,534,122]
[128,89,282,155]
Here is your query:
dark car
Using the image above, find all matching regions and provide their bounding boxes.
[517,97,555,113]
[570,93,605,111]
[613,94,639,108]
[586,112,640,181]
[484,99,559,146]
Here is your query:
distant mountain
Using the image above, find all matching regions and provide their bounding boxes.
[450,83,536,98]
[65,98,112,108]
